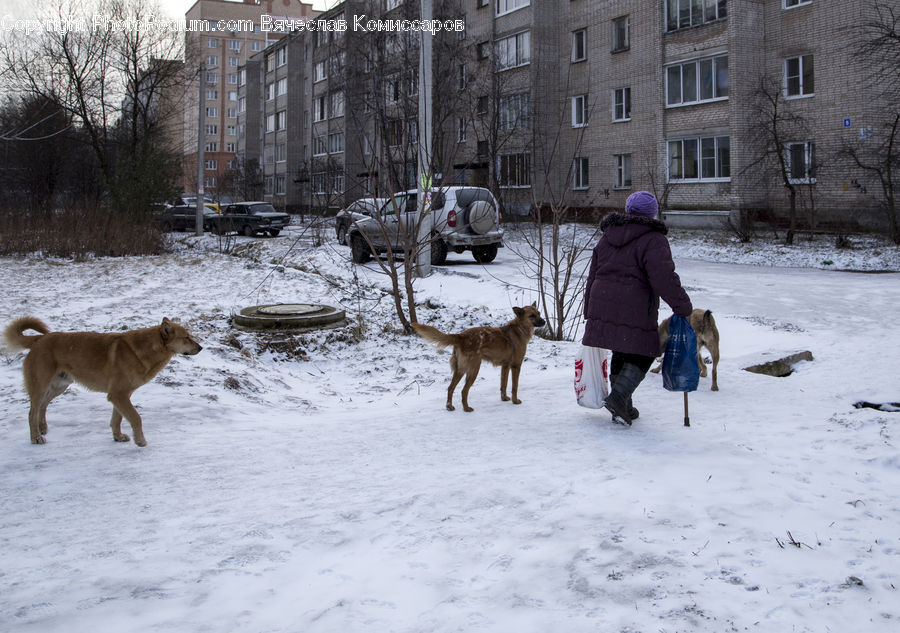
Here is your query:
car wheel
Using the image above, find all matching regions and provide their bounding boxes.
[337,224,347,245]
[466,200,497,235]
[430,235,448,266]
[242,224,254,237]
[472,244,498,264]
[350,233,371,263]
[268,229,280,237]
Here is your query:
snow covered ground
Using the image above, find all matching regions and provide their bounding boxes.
[1,223,899,633]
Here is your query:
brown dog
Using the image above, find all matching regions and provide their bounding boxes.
[652,309,720,391]
[4,317,202,446]
[412,303,545,412]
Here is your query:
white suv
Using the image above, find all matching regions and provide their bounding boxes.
[348,186,503,265]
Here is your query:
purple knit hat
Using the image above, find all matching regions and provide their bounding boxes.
[625,191,659,218]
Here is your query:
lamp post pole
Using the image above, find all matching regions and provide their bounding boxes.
[415,0,433,278]
[196,63,206,236]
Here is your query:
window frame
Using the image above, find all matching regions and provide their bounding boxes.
[783,0,812,9]
[572,29,586,62]
[495,30,531,71]
[665,54,728,107]
[573,157,589,190]
[784,54,814,99]
[496,0,530,18]
[612,87,631,122]
[611,15,630,53]
[665,0,727,33]
[571,94,588,128]
[667,135,731,182]
[786,140,816,184]
[497,152,531,188]
[614,153,632,189]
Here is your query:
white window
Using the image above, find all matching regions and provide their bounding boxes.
[331,173,344,194]
[311,173,325,195]
[667,135,730,181]
[571,94,588,127]
[264,176,273,195]
[496,31,530,70]
[572,29,586,62]
[784,55,814,98]
[276,175,286,195]
[266,54,275,72]
[228,57,239,67]
[206,89,218,100]
[205,159,217,170]
[228,91,238,101]
[666,0,727,32]
[205,124,217,135]
[611,16,629,52]
[458,64,467,91]
[276,110,286,130]
[226,108,236,118]
[238,97,246,114]
[784,0,812,8]
[314,61,327,82]
[277,78,287,96]
[227,73,238,85]
[497,153,531,188]
[228,40,241,51]
[277,47,287,67]
[314,96,326,122]
[573,157,589,190]
[408,69,418,96]
[205,142,218,152]
[614,154,632,189]
[206,73,218,85]
[386,0,403,10]
[265,83,274,101]
[206,55,218,67]
[496,0,529,17]
[613,87,631,122]
[276,143,286,162]
[330,92,344,118]
[239,70,246,87]
[499,92,530,130]
[787,141,816,183]
[207,38,218,48]
[328,132,344,154]
[313,136,327,156]
[205,176,216,188]
[264,145,274,165]
[226,142,235,152]
[666,55,728,106]
[226,125,236,136]
[266,114,275,132]
[251,41,262,52]
[457,117,467,143]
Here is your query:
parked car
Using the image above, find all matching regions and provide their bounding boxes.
[209,202,291,237]
[157,204,220,232]
[347,186,503,265]
[334,197,388,245]
[168,195,222,214]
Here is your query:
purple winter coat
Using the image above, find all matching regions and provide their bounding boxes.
[582,213,693,357]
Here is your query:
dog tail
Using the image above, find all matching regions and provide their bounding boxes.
[702,310,715,327]
[3,317,50,351]
[411,323,461,350]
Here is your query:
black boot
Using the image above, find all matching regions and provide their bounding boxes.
[610,373,640,421]
[605,363,646,425]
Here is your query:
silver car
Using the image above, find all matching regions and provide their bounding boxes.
[334,198,388,245]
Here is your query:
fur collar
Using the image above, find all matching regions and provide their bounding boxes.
[600,212,668,235]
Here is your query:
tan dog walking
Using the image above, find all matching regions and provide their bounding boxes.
[412,304,545,412]
[4,317,202,446]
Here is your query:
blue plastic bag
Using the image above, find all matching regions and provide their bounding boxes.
[662,315,700,392]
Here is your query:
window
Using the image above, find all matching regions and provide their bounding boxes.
[499,92,530,130]
[457,117,467,143]
[264,176,274,195]
[206,74,218,85]
[784,55,814,97]
[314,61,327,82]
[239,70,245,87]
[331,172,344,194]
[313,136,327,156]
[251,41,262,52]
[311,173,325,195]
[276,143,286,162]
[207,55,218,67]
[276,78,287,96]
[477,41,490,60]
[229,40,241,51]
[266,54,275,72]
[458,64,467,90]
[573,157,589,190]
[314,96,326,122]
[477,95,489,115]
[328,132,344,154]
[277,47,287,67]
[666,55,728,106]
[226,107,236,118]
[205,159,217,170]
[408,69,418,96]
[611,16,629,52]
[238,97,246,114]
[496,31,530,70]
[478,0,489,7]
[787,141,816,183]
[614,154,632,189]
[784,0,811,8]
[205,142,218,152]
[226,125,236,136]
[330,92,344,118]
[497,153,531,188]
[227,73,238,85]
[666,0,727,32]
[571,94,588,127]
[228,57,239,67]
[206,89,218,100]
[228,91,238,101]
[496,0,529,16]
[265,83,274,101]
[613,87,631,121]
[276,110,286,131]
[207,38,218,48]
[386,0,403,10]
[266,114,275,132]
[667,135,730,181]
[572,29,586,62]
[205,176,216,188]
[205,124,217,135]
[226,142,235,152]
[276,175,286,196]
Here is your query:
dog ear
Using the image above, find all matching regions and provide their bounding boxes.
[531,301,537,308]
[513,306,524,317]
[161,318,174,340]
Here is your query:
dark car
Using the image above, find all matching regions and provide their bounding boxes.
[157,204,220,232]
[209,202,291,237]
[334,197,388,245]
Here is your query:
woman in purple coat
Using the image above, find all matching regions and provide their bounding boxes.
[583,191,693,425]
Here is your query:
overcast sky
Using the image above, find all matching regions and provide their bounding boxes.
[0,1,334,22]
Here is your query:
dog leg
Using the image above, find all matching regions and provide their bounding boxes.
[28,404,45,444]
[710,345,719,392]
[510,364,522,405]
[109,408,130,443]
[107,391,147,447]
[460,362,481,413]
[697,348,708,377]
[28,375,70,444]
[500,365,510,401]
[446,370,464,411]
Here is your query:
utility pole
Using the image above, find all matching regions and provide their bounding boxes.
[415,0,433,277]
[196,63,206,236]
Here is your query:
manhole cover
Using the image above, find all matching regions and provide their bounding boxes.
[233,303,345,330]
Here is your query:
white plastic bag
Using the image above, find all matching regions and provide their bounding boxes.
[574,345,611,409]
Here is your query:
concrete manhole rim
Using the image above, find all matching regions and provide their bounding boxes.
[233,303,346,330]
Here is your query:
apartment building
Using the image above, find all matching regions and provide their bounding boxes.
[183,0,317,199]
[237,0,890,231]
